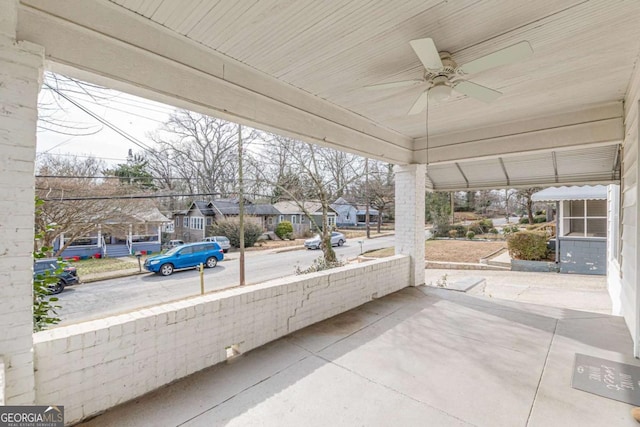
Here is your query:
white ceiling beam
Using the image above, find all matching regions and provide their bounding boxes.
[17,0,413,164]
[418,118,622,165]
[414,102,623,164]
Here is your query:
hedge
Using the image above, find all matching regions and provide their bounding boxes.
[507,231,549,260]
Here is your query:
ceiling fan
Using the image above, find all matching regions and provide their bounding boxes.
[365,38,533,114]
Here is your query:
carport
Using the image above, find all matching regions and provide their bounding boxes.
[2,0,640,421]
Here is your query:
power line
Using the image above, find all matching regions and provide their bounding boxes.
[40,192,221,202]
[36,152,129,162]
[36,174,193,181]
[44,82,155,153]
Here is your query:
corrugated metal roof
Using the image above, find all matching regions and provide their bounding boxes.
[531,185,608,202]
[426,144,620,191]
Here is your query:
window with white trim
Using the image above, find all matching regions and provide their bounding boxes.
[327,215,336,226]
[561,199,607,238]
[291,215,298,224]
[190,216,204,230]
[609,185,620,262]
[183,217,188,228]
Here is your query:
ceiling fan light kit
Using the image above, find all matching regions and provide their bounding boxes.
[428,76,452,102]
[365,38,533,114]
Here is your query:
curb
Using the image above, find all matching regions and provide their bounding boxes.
[81,270,145,284]
[273,246,306,254]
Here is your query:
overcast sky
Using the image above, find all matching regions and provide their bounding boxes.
[36,73,176,166]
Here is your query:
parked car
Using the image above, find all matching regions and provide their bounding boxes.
[144,242,224,276]
[203,236,231,253]
[162,239,184,250]
[304,232,346,250]
[33,259,80,294]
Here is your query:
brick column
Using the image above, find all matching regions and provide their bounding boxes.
[0,28,44,403]
[394,164,426,286]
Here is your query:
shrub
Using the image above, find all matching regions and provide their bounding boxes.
[466,231,475,240]
[478,218,494,232]
[210,218,264,248]
[507,231,549,260]
[519,217,530,224]
[489,228,499,234]
[533,214,547,223]
[295,256,345,275]
[275,221,294,239]
[448,229,458,239]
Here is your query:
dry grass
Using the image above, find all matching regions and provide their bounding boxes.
[365,239,507,263]
[72,257,139,275]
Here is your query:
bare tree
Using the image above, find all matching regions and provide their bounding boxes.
[350,159,394,232]
[149,110,247,197]
[250,135,363,262]
[35,154,141,255]
[516,187,543,224]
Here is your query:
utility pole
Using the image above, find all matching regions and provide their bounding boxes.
[450,192,455,225]
[238,124,245,286]
[365,158,370,239]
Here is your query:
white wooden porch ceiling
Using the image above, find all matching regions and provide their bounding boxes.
[108,0,640,138]
[18,0,640,189]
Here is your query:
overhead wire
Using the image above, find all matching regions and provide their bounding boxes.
[44,82,155,153]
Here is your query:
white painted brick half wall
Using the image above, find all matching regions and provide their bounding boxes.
[33,255,411,424]
[394,164,426,286]
[0,36,43,405]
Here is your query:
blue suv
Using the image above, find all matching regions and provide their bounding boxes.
[144,242,224,276]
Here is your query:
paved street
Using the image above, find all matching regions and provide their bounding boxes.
[56,235,396,325]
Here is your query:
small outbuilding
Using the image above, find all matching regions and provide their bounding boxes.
[532,185,608,275]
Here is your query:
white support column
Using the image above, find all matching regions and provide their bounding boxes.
[394,164,426,286]
[0,6,44,404]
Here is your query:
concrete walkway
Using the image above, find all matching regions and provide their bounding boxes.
[426,268,612,314]
[79,284,634,426]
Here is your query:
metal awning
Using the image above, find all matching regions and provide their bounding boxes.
[426,144,620,191]
[531,185,608,202]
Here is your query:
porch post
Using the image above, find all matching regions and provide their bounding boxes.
[157,225,162,243]
[96,224,101,247]
[394,164,426,287]
[0,6,44,404]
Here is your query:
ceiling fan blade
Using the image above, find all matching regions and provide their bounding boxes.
[408,90,429,115]
[409,38,443,71]
[454,80,502,103]
[459,41,533,74]
[364,79,423,90]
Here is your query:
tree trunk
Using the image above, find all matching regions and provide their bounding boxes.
[527,199,534,224]
[320,202,337,262]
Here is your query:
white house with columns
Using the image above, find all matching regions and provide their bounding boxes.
[2,1,640,423]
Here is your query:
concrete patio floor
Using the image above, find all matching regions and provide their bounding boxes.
[425,268,612,314]
[79,284,635,427]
